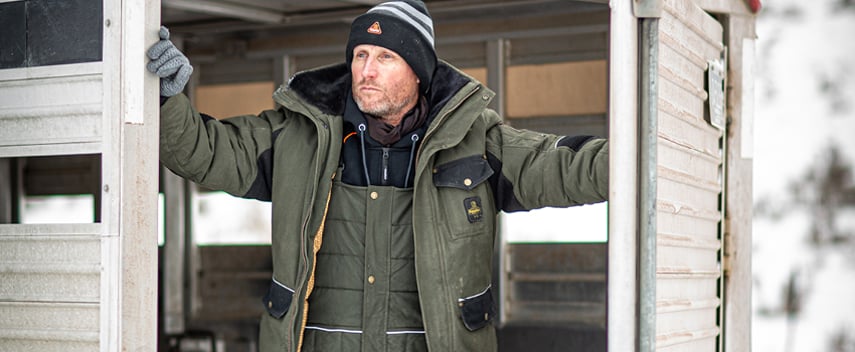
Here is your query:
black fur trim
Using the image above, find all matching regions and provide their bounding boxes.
[285,61,472,118]
[286,63,351,116]
[425,62,471,119]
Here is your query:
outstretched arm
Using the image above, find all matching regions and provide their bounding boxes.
[485,115,608,212]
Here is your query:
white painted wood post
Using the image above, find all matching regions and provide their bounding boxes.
[100,0,161,350]
[607,0,639,350]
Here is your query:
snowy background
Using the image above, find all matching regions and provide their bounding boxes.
[751,0,855,351]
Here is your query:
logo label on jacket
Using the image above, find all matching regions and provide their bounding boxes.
[464,196,483,223]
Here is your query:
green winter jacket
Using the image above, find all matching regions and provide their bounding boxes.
[159,60,608,352]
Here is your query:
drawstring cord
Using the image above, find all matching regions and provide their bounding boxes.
[356,124,420,188]
[357,124,371,186]
[404,134,419,188]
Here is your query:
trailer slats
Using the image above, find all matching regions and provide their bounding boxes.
[654,0,725,350]
[0,63,103,157]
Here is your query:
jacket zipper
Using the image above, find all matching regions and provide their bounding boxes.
[296,174,334,352]
[290,116,331,352]
[381,147,390,186]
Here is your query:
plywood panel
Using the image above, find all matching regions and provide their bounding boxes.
[196,81,275,119]
[461,67,487,86]
[506,60,607,118]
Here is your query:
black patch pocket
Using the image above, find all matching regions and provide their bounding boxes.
[457,286,495,331]
[433,155,495,238]
[262,278,294,319]
[433,155,494,191]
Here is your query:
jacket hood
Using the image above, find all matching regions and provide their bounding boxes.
[283,60,475,119]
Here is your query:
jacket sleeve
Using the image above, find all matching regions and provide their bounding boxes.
[485,116,608,212]
[159,93,282,200]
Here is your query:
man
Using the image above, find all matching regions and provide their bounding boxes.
[148,1,608,351]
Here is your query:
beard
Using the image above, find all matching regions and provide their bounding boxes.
[352,80,416,120]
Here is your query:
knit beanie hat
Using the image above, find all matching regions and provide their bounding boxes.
[346,0,437,94]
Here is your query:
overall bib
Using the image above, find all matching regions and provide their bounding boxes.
[301,173,426,352]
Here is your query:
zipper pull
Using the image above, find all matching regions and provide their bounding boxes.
[382,147,390,186]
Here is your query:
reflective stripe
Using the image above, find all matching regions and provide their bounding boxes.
[272,276,295,293]
[304,326,426,335]
[305,326,363,334]
[458,284,492,302]
[367,2,434,47]
[387,330,426,335]
[554,136,566,149]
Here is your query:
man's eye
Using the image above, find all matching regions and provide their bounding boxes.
[355,52,367,59]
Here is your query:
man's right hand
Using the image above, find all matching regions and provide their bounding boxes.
[147,26,193,97]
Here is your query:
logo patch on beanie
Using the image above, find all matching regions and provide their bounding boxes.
[367,21,382,35]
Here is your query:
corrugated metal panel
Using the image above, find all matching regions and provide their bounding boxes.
[655,0,724,350]
[0,225,101,351]
[0,63,103,157]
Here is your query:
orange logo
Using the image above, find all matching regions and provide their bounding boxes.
[367,21,382,35]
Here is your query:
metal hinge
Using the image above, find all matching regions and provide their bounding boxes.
[633,0,662,18]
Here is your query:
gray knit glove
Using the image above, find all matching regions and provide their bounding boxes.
[146,26,193,97]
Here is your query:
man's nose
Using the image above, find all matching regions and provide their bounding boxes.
[361,59,378,78]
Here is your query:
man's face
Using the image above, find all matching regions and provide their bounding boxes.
[351,44,420,121]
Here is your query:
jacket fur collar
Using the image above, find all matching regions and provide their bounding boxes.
[286,61,473,118]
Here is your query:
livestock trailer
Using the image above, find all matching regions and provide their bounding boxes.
[0,0,758,351]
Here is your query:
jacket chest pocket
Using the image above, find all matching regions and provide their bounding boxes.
[432,155,494,239]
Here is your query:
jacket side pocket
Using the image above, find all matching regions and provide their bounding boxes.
[433,155,495,238]
[457,285,495,331]
[262,278,294,319]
